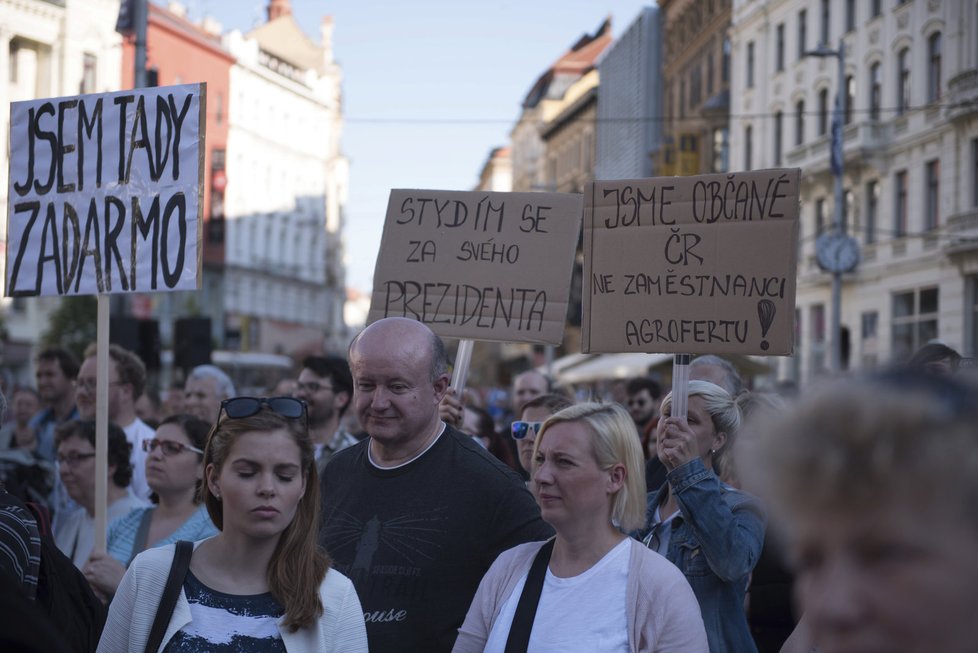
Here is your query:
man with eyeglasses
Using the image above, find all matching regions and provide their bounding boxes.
[319,317,552,653]
[294,355,359,471]
[74,344,153,501]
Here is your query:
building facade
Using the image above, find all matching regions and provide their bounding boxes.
[730,0,978,384]
[0,0,122,379]
[222,1,348,356]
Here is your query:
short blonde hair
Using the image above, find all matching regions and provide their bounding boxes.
[660,380,742,478]
[536,402,647,533]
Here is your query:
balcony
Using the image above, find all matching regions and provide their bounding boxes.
[946,69,978,122]
[784,121,888,174]
[944,209,978,256]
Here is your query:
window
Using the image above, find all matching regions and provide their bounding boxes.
[81,53,96,94]
[798,9,808,60]
[892,288,939,362]
[928,32,942,102]
[861,311,879,368]
[820,0,831,46]
[971,275,978,356]
[845,75,855,125]
[747,41,755,88]
[776,23,786,71]
[897,48,911,115]
[846,0,856,32]
[872,0,882,18]
[774,111,783,165]
[972,138,978,207]
[216,92,224,125]
[818,88,829,135]
[869,63,881,120]
[722,37,730,83]
[744,125,753,170]
[815,197,826,236]
[795,100,805,145]
[8,39,18,84]
[894,170,908,237]
[866,180,879,244]
[712,127,729,173]
[925,159,940,231]
[845,188,854,233]
[811,304,827,374]
[680,78,686,116]
[707,48,714,94]
[690,64,702,107]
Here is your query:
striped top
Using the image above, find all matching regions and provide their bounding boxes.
[0,492,40,599]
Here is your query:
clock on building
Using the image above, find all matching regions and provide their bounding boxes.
[815,231,861,273]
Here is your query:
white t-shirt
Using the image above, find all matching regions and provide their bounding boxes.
[123,418,154,501]
[483,537,631,653]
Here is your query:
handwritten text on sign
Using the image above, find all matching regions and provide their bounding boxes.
[5,84,204,297]
[368,190,583,344]
[582,169,800,355]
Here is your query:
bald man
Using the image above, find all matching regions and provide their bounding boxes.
[318,318,551,652]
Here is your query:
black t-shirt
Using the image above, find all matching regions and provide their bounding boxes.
[319,426,553,653]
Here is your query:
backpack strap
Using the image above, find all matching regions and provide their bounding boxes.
[128,508,155,567]
[145,540,193,653]
[504,538,555,653]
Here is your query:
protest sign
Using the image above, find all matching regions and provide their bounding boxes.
[5,83,205,297]
[368,189,583,344]
[583,169,800,355]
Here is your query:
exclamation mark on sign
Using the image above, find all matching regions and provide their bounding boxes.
[757,300,776,351]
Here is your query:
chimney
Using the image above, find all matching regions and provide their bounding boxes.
[321,15,334,65]
[267,0,291,22]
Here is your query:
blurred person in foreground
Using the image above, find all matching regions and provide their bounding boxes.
[454,402,707,652]
[637,380,764,653]
[907,341,961,377]
[82,414,218,600]
[98,397,367,652]
[742,372,978,653]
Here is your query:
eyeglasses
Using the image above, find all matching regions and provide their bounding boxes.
[511,421,543,441]
[74,379,122,393]
[57,452,96,467]
[143,438,204,456]
[295,381,334,395]
[218,396,307,428]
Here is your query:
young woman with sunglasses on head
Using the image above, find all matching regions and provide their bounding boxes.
[83,415,218,601]
[511,394,574,480]
[98,397,368,652]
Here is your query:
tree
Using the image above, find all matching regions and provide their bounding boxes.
[41,296,97,362]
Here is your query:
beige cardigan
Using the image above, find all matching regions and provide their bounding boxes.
[97,540,368,653]
[453,538,709,653]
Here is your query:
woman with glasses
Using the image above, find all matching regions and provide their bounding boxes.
[98,397,368,652]
[455,402,707,652]
[511,394,574,479]
[638,381,765,653]
[82,414,218,600]
[53,421,148,569]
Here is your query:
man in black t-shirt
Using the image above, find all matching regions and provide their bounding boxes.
[319,317,552,652]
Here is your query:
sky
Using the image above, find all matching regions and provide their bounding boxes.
[171,0,653,293]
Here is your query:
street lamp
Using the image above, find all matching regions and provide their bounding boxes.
[806,39,860,373]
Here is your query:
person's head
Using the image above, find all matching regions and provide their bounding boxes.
[743,372,978,653]
[907,342,961,377]
[658,380,741,473]
[532,402,646,533]
[55,420,132,511]
[34,347,79,406]
[348,318,449,454]
[512,370,551,411]
[162,381,185,418]
[689,355,745,398]
[10,387,40,425]
[75,344,146,422]
[513,393,574,475]
[461,405,495,448]
[625,376,661,427]
[135,388,162,427]
[184,365,236,424]
[295,355,353,429]
[144,414,209,504]
[203,396,327,631]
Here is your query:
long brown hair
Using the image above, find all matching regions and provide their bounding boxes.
[202,408,330,631]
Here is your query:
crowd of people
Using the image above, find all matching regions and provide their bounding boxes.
[0,321,975,653]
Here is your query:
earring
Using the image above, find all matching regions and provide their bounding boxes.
[709,448,717,455]
[214,491,221,501]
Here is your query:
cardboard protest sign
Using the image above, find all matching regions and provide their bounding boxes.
[368,189,583,344]
[5,83,205,297]
[583,169,800,355]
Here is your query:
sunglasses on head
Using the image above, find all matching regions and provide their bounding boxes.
[218,396,308,428]
[511,420,543,441]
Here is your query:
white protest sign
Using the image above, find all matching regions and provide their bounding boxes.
[583,169,800,355]
[368,189,583,344]
[5,83,205,297]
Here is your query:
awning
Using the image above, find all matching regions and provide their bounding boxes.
[557,353,673,384]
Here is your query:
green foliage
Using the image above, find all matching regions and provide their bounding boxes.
[41,296,97,361]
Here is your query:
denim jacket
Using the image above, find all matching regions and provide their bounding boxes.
[637,458,765,653]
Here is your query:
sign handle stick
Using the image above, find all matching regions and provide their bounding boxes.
[671,354,691,421]
[93,294,110,555]
[451,339,475,396]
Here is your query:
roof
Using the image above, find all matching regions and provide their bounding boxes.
[246,13,324,72]
[522,17,613,109]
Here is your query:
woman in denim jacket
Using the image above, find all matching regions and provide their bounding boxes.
[636,380,765,653]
